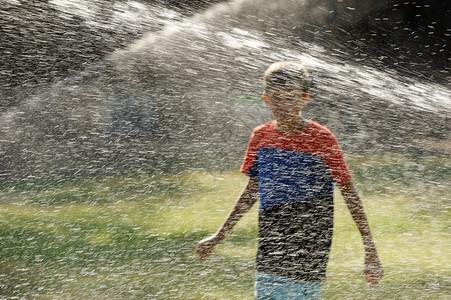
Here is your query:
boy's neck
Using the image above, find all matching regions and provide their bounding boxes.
[276,116,309,134]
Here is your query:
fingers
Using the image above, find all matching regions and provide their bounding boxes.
[364,253,383,286]
[366,274,373,286]
[366,274,380,287]
[365,268,384,286]
[196,242,213,261]
[199,250,212,260]
[196,235,222,261]
[366,274,381,286]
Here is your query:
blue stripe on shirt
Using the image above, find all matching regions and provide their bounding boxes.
[254,148,334,210]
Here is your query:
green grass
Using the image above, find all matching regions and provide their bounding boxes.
[0,154,449,299]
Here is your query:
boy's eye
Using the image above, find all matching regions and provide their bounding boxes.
[276,90,301,99]
[285,91,299,97]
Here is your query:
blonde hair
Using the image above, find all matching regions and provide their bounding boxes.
[263,61,310,95]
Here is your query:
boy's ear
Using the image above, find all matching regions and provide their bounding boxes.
[262,93,270,104]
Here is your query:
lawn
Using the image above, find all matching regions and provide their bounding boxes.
[0,153,449,299]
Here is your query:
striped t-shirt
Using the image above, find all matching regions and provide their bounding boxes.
[241,120,352,281]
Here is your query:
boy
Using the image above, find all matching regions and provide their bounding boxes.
[196,61,383,299]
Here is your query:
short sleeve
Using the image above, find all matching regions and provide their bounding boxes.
[240,130,260,178]
[321,134,352,186]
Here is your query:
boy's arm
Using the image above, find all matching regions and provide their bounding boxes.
[339,179,384,285]
[196,177,259,261]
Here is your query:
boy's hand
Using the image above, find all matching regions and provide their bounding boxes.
[195,178,258,261]
[196,234,223,261]
[364,250,384,286]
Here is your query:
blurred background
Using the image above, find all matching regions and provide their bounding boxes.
[1,0,449,179]
[0,1,450,299]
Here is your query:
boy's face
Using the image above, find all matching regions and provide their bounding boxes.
[264,87,307,121]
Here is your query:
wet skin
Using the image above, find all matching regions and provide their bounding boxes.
[263,87,309,134]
